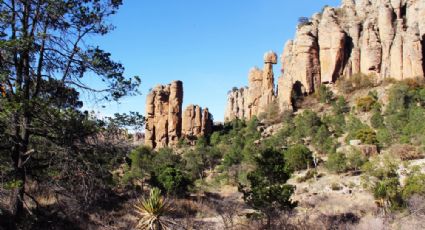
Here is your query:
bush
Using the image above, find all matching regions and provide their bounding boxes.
[332,96,349,114]
[389,144,424,161]
[346,149,367,171]
[239,148,297,229]
[284,144,313,173]
[326,152,348,173]
[403,167,425,200]
[313,125,337,154]
[122,146,152,185]
[362,154,404,211]
[258,100,282,125]
[371,109,384,129]
[356,96,377,112]
[157,167,192,196]
[336,73,377,94]
[355,128,378,145]
[316,85,334,104]
[293,110,321,138]
[345,115,370,142]
[297,169,318,183]
[331,182,343,191]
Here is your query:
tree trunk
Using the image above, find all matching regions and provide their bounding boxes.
[9,149,26,225]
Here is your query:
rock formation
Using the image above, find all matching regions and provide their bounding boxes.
[145,81,212,148]
[225,0,425,121]
[224,52,277,121]
[182,105,213,138]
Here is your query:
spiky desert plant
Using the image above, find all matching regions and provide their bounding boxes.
[134,187,175,230]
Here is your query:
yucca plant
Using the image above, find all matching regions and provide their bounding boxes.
[134,187,175,230]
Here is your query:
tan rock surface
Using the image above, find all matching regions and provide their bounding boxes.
[225,0,425,120]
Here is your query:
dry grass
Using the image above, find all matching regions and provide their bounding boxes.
[389,144,425,161]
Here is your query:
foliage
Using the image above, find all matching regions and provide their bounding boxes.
[122,146,152,185]
[383,82,425,146]
[134,187,174,230]
[316,85,334,104]
[346,149,367,171]
[345,115,370,143]
[325,152,348,173]
[297,169,318,183]
[403,167,425,200]
[293,110,322,138]
[284,144,313,173]
[258,100,283,125]
[355,128,378,145]
[371,108,385,129]
[336,73,377,94]
[332,96,350,114]
[356,96,377,112]
[239,148,296,228]
[298,17,311,27]
[362,154,404,212]
[312,125,337,154]
[0,0,142,222]
[157,167,192,196]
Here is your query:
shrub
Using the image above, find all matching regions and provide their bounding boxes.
[134,187,173,230]
[362,154,404,212]
[332,96,349,114]
[356,96,377,112]
[336,73,377,94]
[316,85,334,104]
[157,167,192,196]
[259,100,283,125]
[298,17,311,27]
[293,110,321,138]
[389,144,424,161]
[239,148,297,229]
[371,109,384,129]
[326,152,348,173]
[313,125,337,154]
[297,169,318,183]
[355,128,378,145]
[331,182,343,191]
[345,115,370,142]
[346,149,367,171]
[284,144,313,173]
[403,167,425,200]
[122,146,152,185]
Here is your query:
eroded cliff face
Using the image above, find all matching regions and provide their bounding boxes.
[226,0,425,121]
[224,52,277,122]
[145,81,212,148]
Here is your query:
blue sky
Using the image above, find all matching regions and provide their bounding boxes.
[85,0,341,122]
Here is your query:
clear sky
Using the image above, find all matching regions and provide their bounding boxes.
[85,0,341,122]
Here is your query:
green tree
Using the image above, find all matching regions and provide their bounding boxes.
[284,144,313,173]
[157,167,192,196]
[362,154,404,213]
[123,146,152,187]
[293,110,321,138]
[0,0,141,222]
[239,149,297,229]
[316,85,334,104]
[326,152,348,173]
[332,96,349,114]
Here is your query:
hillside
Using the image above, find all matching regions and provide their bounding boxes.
[2,0,425,230]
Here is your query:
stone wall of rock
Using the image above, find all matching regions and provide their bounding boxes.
[182,105,213,138]
[224,52,277,121]
[225,0,425,121]
[145,81,212,148]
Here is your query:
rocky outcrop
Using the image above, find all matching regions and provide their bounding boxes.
[318,8,346,83]
[145,81,212,148]
[224,52,277,121]
[225,0,425,121]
